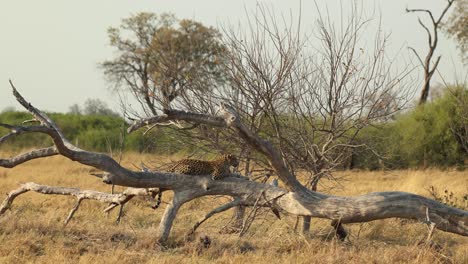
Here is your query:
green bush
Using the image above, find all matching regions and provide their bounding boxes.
[355,86,467,169]
[0,112,184,153]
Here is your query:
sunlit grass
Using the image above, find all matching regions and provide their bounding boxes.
[0,152,466,263]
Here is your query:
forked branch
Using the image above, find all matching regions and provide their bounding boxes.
[406,0,455,104]
[0,182,155,224]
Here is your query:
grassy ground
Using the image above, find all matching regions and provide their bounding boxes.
[0,152,467,263]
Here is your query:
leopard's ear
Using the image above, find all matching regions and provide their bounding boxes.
[221,154,237,162]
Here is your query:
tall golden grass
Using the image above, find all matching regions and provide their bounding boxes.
[0,152,466,263]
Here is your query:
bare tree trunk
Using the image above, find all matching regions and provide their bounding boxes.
[301,183,317,234]
[158,197,182,243]
[0,182,154,224]
[228,155,250,232]
[420,77,432,105]
[302,216,312,234]
[406,0,455,104]
[228,205,246,232]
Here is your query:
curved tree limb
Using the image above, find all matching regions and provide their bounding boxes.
[0,122,59,166]
[0,123,53,145]
[0,147,58,168]
[158,193,184,243]
[188,198,242,237]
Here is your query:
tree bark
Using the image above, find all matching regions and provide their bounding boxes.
[0,182,154,224]
[230,205,246,231]
[159,197,182,243]
[228,155,250,232]
[302,216,311,234]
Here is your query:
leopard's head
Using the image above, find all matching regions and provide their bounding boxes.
[222,154,239,168]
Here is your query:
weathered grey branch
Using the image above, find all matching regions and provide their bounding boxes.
[158,193,184,243]
[65,198,83,225]
[90,167,468,238]
[408,47,425,68]
[0,122,60,167]
[127,110,227,133]
[0,147,58,168]
[0,182,154,224]
[188,198,242,236]
[0,123,53,145]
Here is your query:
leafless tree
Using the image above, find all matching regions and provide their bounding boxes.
[179,4,415,233]
[406,0,456,105]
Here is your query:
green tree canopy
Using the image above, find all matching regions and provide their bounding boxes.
[101,13,226,116]
[83,98,119,116]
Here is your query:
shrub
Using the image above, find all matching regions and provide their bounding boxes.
[0,112,181,153]
[355,86,467,169]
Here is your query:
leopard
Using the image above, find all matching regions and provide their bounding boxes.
[152,154,239,209]
[167,154,239,180]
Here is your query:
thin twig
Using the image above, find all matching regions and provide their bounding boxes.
[64,198,83,226]
[188,199,242,236]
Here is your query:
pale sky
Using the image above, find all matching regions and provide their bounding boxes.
[0,0,466,114]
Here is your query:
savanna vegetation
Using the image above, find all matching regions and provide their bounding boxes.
[0,1,467,263]
[0,110,187,155]
[1,86,466,169]
[0,155,466,263]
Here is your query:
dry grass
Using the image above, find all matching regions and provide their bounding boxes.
[0,152,467,263]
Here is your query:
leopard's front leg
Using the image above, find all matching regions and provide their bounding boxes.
[211,169,223,180]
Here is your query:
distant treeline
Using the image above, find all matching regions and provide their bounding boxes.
[0,87,466,169]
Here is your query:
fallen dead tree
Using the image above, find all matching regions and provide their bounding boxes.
[0,82,467,244]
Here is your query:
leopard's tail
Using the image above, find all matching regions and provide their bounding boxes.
[151,190,163,210]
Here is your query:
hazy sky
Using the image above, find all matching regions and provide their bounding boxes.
[0,0,465,114]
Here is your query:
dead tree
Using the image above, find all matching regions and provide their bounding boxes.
[0,82,467,244]
[406,0,456,104]
[212,4,416,233]
[99,4,418,234]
